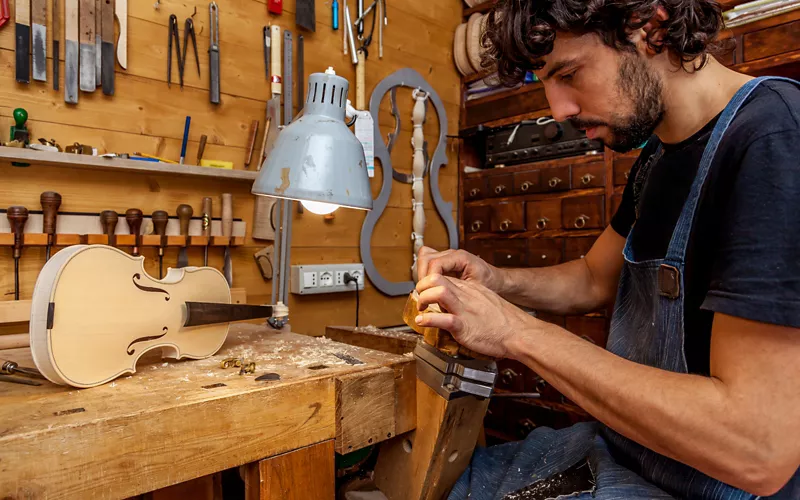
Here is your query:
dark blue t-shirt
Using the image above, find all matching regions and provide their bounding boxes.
[611,80,800,375]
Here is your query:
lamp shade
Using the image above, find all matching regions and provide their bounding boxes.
[252,70,373,211]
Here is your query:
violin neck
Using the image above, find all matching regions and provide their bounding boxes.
[184,302,274,327]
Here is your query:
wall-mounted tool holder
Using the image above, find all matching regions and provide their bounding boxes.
[0,233,245,248]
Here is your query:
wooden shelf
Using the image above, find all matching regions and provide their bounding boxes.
[0,234,244,247]
[0,147,258,183]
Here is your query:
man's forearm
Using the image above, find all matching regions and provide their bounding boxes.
[498,259,607,315]
[509,322,784,494]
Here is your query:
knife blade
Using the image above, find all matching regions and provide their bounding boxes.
[100,0,113,95]
[221,193,233,287]
[94,0,100,86]
[15,0,31,83]
[79,0,96,92]
[53,0,59,90]
[114,0,125,68]
[64,0,78,102]
[32,0,46,81]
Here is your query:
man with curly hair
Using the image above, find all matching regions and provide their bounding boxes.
[414,0,800,498]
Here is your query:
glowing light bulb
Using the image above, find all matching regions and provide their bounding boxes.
[301,200,340,215]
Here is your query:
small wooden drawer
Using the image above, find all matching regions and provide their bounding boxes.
[492,240,527,267]
[743,20,800,62]
[464,240,492,263]
[561,195,604,230]
[465,206,491,234]
[513,170,541,195]
[527,238,563,268]
[564,237,597,262]
[566,316,608,348]
[613,156,636,186]
[488,173,514,198]
[536,312,566,328]
[491,202,526,233]
[496,360,529,392]
[571,161,605,189]
[526,199,562,232]
[539,166,571,193]
[463,176,487,201]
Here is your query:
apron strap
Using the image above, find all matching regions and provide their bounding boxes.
[659,76,800,297]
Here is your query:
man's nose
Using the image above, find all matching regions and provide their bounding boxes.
[544,84,580,123]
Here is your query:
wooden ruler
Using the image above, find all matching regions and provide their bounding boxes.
[15,0,31,83]
[270,24,281,97]
[31,0,47,81]
[100,0,114,95]
[79,0,96,92]
[64,0,78,102]
[115,0,126,68]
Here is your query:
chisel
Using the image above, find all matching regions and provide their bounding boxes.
[201,197,211,266]
[79,0,96,92]
[176,204,193,268]
[221,193,233,287]
[15,0,31,83]
[7,206,29,300]
[152,210,168,279]
[125,208,143,256]
[65,0,78,103]
[114,0,126,69]
[32,0,47,81]
[100,0,114,95]
[94,0,100,86]
[100,210,118,246]
[40,191,62,262]
[53,0,60,90]
[209,2,220,104]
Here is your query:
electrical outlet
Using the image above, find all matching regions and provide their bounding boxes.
[291,264,366,295]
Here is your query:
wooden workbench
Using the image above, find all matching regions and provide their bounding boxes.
[0,324,416,499]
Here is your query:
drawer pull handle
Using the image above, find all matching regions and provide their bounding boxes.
[624,171,630,180]
[494,184,507,195]
[540,254,548,260]
[581,173,595,185]
[533,376,548,392]
[520,181,533,192]
[499,219,512,232]
[548,177,562,188]
[470,220,483,232]
[469,188,481,197]
[574,215,589,229]
[500,368,519,386]
[536,217,549,230]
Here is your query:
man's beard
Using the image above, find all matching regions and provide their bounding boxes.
[571,53,665,153]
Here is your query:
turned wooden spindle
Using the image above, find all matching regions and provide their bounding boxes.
[125,208,144,256]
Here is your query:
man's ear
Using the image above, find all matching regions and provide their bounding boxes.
[630,5,669,55]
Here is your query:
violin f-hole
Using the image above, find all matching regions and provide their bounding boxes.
[131,273,171,301]
[126,327,169,355]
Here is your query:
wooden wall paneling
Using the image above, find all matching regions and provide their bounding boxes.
[244,440,335,500]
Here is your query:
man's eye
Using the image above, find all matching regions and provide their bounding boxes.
[561,72,575,82]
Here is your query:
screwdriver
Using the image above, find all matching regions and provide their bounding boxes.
[40,191,62,262]
[100,210,119,247]
[152,210,168,278]
[125,209,144,256]
[201,197,212,266]
[7,206,29,300]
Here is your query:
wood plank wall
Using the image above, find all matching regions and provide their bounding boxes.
[0,0,462,336]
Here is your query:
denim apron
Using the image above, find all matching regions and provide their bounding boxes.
[450,77,800,500]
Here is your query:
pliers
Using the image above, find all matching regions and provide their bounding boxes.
[182,18,200,82]
[167,14,183,88]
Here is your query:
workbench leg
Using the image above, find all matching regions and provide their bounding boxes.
[244,440,335,500]
[374,379,490,500]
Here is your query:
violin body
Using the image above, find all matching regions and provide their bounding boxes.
[30,245,231,388]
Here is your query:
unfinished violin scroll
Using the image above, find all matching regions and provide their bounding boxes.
[402,290,484,359]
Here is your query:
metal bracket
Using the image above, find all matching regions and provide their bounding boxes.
[414,343,497,400]
[360,68,458,296]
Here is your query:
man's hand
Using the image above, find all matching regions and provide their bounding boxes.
[415,273,538,359]
[417,246,505,292]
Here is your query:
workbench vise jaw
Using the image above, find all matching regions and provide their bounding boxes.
[414,342,497,400]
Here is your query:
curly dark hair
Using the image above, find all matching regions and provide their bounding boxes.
[482,0,729,86]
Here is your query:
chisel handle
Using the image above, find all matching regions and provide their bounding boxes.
[177,204,193,237]
[40,192,62,237]
[221,194,233,238]
[125,208,143,256]
[201,197,212,237]
[100,210,118,246]
[152,210,168,236]
[7,206,29,259]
